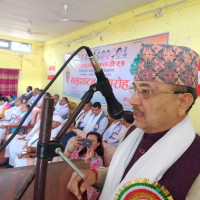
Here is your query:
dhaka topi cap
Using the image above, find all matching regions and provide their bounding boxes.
[134,44,199,89]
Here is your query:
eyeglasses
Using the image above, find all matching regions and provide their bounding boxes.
[129,86,184,99]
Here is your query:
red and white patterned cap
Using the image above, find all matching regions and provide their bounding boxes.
[134,44,199,89]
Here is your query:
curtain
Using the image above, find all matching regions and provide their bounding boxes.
[0,68,19,97]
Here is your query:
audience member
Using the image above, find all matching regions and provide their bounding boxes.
[27,90,39,106]
[6,94,16,107]
[117,111,135,146]
[33,88,40,94]
[67,102,77,119]
[53,94,60,112]
[21,86,33,102]
[12,115,63,168]
[0,98,22,121]
[75,102,92,130]
[37,92,52,109]
[83,102,109,135]
[0,103,31,144]
[53,97,69,120]
[103,111,134,147]
[0,114,42,168]
[0,97,11,118]
[45,92,51,98]
[60,121,76,149]
[65,132,104,200]
[35,89,43,107]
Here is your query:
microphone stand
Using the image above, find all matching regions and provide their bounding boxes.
[14,78,116,200]
[33,98,54,200]
[14,84,95,200]
[11,46,123,200]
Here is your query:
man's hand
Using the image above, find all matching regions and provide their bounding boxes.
[26,146,32,153]
[67,170,97,200]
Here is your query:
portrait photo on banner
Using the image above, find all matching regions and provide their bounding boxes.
[63,32,169,109]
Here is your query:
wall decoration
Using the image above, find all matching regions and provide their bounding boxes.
[63,33,169,109]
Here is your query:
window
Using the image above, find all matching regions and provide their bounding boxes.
[11,42,32,53]
[0,39,10,49]
[0,39,32,53]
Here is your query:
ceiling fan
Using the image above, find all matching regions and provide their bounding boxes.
[24,22,46,35]
[55,4,89,23]
[61,4,70,22]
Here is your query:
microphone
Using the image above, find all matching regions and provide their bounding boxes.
[85,47,123,119]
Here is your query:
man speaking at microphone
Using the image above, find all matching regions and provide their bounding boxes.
[67,44,200,200]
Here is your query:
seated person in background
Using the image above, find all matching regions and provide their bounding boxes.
[75,101,92,130]
[0,97,11,118]
[83,102,109,135]
[21,86,33,102]
[60,121,76,149]
[65,132,104,200]
[107,114,116,127]
[53,97,69,120]
[35,89,43,107]
[37,92,51,109]
[0,120,41,168]
[27,90,39,106]
[0,98,22,122]
[116,111,135,147]
[53,94,60,112]
[45,92,51,97]
[13,115,63,168]
[103,111,134,147]
[6,94,16,107]
[0,103,31,143]
[34,88,40,94]
[67,102,77,119]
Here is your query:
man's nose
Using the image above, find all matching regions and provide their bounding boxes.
[129,91,141,106]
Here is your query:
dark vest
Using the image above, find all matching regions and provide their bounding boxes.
[123,126,200,200]
[94,112,108,132]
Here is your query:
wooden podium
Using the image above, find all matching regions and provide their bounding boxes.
[0,160,88,200]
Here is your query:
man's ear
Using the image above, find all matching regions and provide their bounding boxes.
[177,93,194,116]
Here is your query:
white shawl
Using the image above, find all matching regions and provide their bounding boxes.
[83,111,103,133]
[100,115,195,199]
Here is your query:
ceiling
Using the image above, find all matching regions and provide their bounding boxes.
[0,0,156,42]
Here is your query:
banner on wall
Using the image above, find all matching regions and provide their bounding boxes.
[47,66,55,80]
[63,33,169,109]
